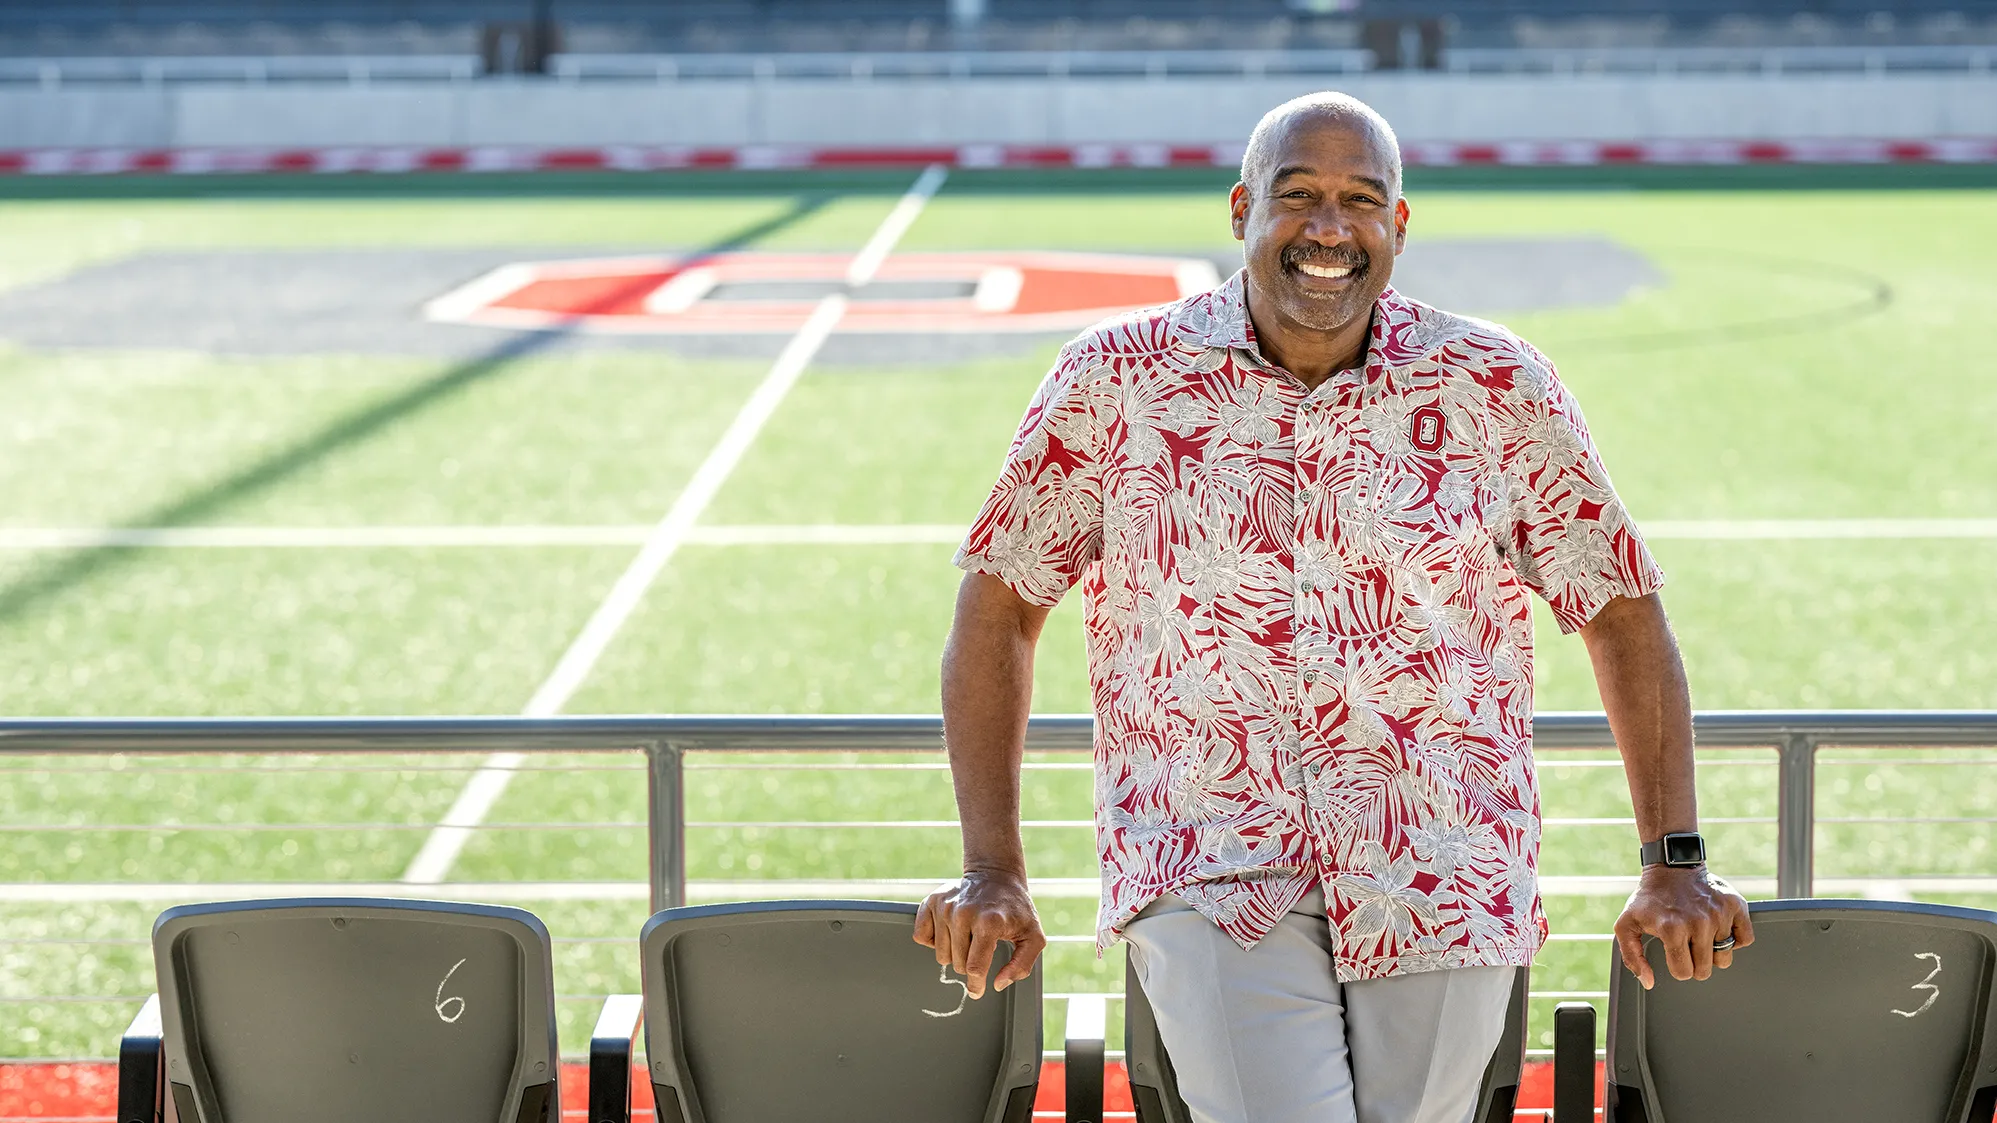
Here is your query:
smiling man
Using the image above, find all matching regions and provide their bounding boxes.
[916,92,1753,1123]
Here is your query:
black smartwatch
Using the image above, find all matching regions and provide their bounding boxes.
[1639,831,1707,869]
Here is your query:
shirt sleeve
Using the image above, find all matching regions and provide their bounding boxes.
[1498,345,1665,634]
[954,344,1108,608]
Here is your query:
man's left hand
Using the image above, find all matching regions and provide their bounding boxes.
[1613,865,1754,989]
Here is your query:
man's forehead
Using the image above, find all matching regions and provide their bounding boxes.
[1267,111,1395,179]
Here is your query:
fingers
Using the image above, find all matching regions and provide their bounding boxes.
[1714,895,1753,969]
[964,927,999,999]
[1687,915,1715,981]
[1731,899,1757,949]
[947,909,975,983]
[918,876,1044,999]
[1614,915,1653,991]
[925,893,957,966]
[1659,923,1696,983]
[1621,873,1757,987]
[991,928,1047,994]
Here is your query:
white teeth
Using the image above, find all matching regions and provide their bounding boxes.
[1296,262,1352,279]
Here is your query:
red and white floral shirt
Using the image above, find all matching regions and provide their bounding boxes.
[956,270,1664,979]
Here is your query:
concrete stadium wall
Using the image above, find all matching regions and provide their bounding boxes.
[5,72,1996,149]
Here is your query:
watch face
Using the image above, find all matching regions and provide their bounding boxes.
[1663,834,1706,865]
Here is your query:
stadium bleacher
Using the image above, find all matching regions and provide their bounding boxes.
[107,893,1997,1123]
[1,0,1991,57]
[1588,899,1997,1123]
[118,896,1058,1123]
[126,898,563,1123]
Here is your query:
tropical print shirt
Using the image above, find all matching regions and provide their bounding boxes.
[955,270,1664,979]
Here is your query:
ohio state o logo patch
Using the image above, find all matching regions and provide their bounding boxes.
[1410,406,1447,453]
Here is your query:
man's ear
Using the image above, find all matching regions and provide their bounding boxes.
[1393,196,1410,255]
[1228,181,1250,241]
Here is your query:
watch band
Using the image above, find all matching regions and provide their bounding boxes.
[1640,831,1707,868]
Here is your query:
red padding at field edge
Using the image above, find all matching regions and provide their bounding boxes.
[812,146,963,167]
[0,1062,117,1121]
[0,1056,1814,1121]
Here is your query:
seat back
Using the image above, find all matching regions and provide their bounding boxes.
[1605,899,1997,1123]
[639,900,1041,1123]
[1125,958,1530,1123]
[152,898,559,1123]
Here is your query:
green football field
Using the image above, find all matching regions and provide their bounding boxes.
[2,166,1996,1062]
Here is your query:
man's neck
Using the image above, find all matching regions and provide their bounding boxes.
[1245,290,1374,392]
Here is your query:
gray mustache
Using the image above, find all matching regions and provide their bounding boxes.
[1282,245,1369,271]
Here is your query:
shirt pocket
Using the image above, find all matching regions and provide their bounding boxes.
[1318,445,1454,641]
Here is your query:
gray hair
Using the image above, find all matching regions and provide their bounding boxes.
[1239,92,1403,196]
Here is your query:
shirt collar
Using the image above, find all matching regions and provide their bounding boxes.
[1172,269,1432,377]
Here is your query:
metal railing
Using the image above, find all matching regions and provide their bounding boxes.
[3,43,1991,88]
[4,710,1997,910]
[3,710,1994,1067]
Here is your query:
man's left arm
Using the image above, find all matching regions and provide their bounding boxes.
[1580,592,1754,990]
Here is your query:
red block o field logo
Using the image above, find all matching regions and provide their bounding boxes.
[424,250,1222,335]
[1410,406,1447,452]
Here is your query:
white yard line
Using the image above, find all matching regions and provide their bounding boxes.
[0,526,657,548]
[514,294,853,718]
[845,164,950,286]
[5,876,1997,904]
[400,164,951,886]
[1642,518,1997,539]
[687,523,966,545]
[8,518,1997,551]
[0,524,964,548]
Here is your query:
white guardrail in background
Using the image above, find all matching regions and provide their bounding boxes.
[0,43,1992,88]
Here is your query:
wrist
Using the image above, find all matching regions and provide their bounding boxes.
[962,861,1029,885]
[1639,861,1706,880]
[1638,830,1706,869]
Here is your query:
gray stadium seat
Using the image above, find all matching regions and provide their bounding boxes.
[589,899,1042,1123]
[1600,898,1997,1123]
[1122,957,1531,1123]
[118,897,560,1123]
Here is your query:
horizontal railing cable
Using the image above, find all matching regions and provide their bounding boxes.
[0,814,1848,832]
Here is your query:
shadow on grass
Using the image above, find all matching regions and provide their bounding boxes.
[0,192,834,628]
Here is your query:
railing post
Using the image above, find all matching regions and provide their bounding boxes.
[647,741,687,912]
[1776,733,1815,898]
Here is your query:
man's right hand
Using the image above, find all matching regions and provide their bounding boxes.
[913,870,1047,999]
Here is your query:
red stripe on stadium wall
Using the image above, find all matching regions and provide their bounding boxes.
[0,139,1993,175]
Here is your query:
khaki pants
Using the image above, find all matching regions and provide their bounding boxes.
[1124,888,1517,1123]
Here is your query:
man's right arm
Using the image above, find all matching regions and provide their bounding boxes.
[913,571,1052,1000]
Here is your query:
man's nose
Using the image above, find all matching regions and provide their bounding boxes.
[1299,202,1353,244]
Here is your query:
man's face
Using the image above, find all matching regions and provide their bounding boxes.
[1230,113,1410,340]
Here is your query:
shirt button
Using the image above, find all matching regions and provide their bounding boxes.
[1302,671,1319,684]
[1309,763,1323,776]
[1300,581,1316,594]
